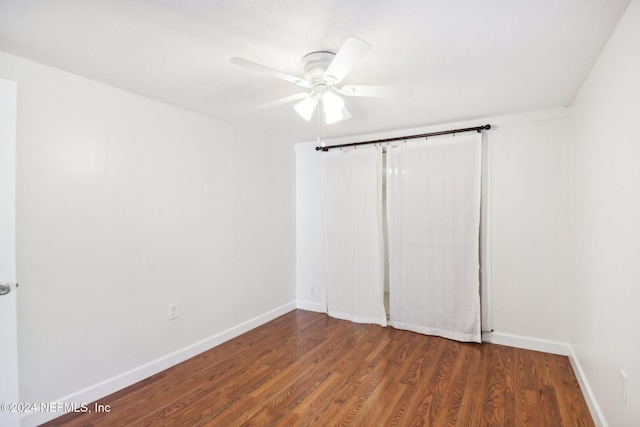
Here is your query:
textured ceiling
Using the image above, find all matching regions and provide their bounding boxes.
[0,0,630,142]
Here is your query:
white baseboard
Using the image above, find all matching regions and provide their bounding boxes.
[568,345,607,427]
[486,332,606,426]
[21,301,297,427]
[485,331,571,356]
[296,299,326,313]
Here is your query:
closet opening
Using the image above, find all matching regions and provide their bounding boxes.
[320,125,491,343]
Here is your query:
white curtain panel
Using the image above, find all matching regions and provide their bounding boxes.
[321,146,387,326]
[387,132,481,342]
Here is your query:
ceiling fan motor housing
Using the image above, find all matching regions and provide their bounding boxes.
[302,51,336,84]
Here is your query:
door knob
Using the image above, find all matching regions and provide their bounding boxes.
[0,282,11,296]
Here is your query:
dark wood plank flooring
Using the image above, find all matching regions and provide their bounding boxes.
[43,309,594,426]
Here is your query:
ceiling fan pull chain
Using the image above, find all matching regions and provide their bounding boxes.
[317,100,323,144]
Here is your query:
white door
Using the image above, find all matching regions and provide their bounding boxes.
[0,79,20,427]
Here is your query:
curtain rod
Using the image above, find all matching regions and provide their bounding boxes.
[315,124,491,152]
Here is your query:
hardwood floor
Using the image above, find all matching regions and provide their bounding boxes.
[43,310,594,426]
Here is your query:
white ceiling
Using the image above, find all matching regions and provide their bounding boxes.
[0,0,630,143]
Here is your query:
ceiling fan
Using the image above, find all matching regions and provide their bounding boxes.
[230,37,407,124]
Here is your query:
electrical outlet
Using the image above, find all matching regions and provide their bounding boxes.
[620,369,628,404]
[168,303,179,320]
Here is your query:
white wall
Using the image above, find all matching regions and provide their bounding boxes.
[296,110,575,348]
[490,115,573,345]
[571,1,640,425]
[295,145,326,312]
[0,51,295,417]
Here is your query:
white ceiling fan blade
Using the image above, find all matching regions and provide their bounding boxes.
[324,36,372,84]
[339,85,411,98]
[230,57,310,88]
[258,92,310,109]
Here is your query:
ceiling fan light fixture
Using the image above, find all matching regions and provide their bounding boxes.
[324,109,343,124]
[294,97,318,121]
[323,92,345,124]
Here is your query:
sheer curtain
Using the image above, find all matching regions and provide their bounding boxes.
[386,133,481,342]
[321,146,387,326]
